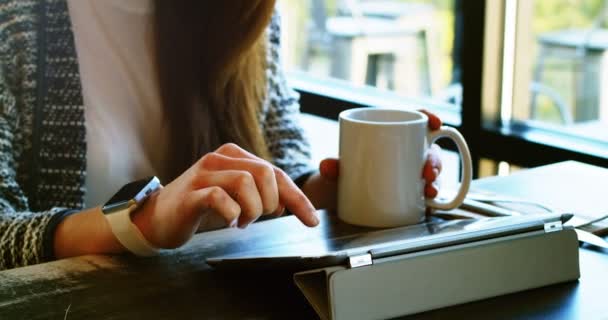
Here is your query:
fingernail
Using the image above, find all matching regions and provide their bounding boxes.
[311,212,320,226]
[229,219,238,228]
[430,185,438,197]
[425,184,438,198]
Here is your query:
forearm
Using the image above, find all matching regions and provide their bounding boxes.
[301,172,337,211]
[54,169,325,260]
[53,206,125,259]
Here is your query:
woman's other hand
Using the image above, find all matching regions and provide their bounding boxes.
[419,109,443,198]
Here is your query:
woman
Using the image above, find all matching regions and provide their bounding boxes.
[0,0,442,270]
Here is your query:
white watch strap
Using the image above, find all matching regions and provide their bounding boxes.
[106,206,159,257]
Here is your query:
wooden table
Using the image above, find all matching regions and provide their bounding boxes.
[1,161,607,319]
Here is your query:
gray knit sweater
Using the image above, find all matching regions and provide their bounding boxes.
[0,0,313,270]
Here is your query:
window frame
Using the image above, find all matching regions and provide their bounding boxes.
[289,0,608,177]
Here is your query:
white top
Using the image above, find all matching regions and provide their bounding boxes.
[68,0,169,209]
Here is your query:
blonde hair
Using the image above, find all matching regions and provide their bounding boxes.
[154,1,276,181]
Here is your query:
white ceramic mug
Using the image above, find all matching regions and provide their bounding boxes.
[337,108,472,227]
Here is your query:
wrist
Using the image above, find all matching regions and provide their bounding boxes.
[54,207,126,259]
[101,176,162,256]
[131,190,161,248]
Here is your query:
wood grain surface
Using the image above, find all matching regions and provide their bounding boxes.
[1,161,607,319]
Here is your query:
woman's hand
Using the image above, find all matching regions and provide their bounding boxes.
[419,109,443,198]
[306,109,443,210]
[133,143,319,249]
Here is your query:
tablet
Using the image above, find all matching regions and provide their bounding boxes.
[204,210,568,270]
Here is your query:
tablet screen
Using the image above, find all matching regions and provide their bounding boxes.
[204,211,561,270]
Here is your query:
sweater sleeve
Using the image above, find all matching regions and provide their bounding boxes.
[0,75,72,270]
[263,13,316,183]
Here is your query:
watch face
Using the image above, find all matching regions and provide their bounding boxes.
[103,176,161,214]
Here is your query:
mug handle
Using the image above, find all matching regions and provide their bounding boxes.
[425,126,473,210]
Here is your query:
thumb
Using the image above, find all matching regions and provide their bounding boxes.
[319,158,339,180]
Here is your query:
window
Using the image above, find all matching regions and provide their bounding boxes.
[481,0,608,170]
[512,1,608,139]
[279,0,463,116]
[279,0,467,185]
[283,0,608,180]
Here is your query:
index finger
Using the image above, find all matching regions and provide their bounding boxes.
[215,143,319,227]
[273,168,319,227]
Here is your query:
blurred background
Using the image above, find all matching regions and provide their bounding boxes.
[280,0,608,128]
[278,0,608,181]
[280,0,459,104]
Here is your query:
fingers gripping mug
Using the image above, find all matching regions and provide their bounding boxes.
[337,108,472,228]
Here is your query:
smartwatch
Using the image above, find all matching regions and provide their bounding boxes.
[102,176,162,256]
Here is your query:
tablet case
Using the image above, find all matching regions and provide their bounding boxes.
[294,227,580,320]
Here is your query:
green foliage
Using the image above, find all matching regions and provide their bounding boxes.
[534,0,605,33]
